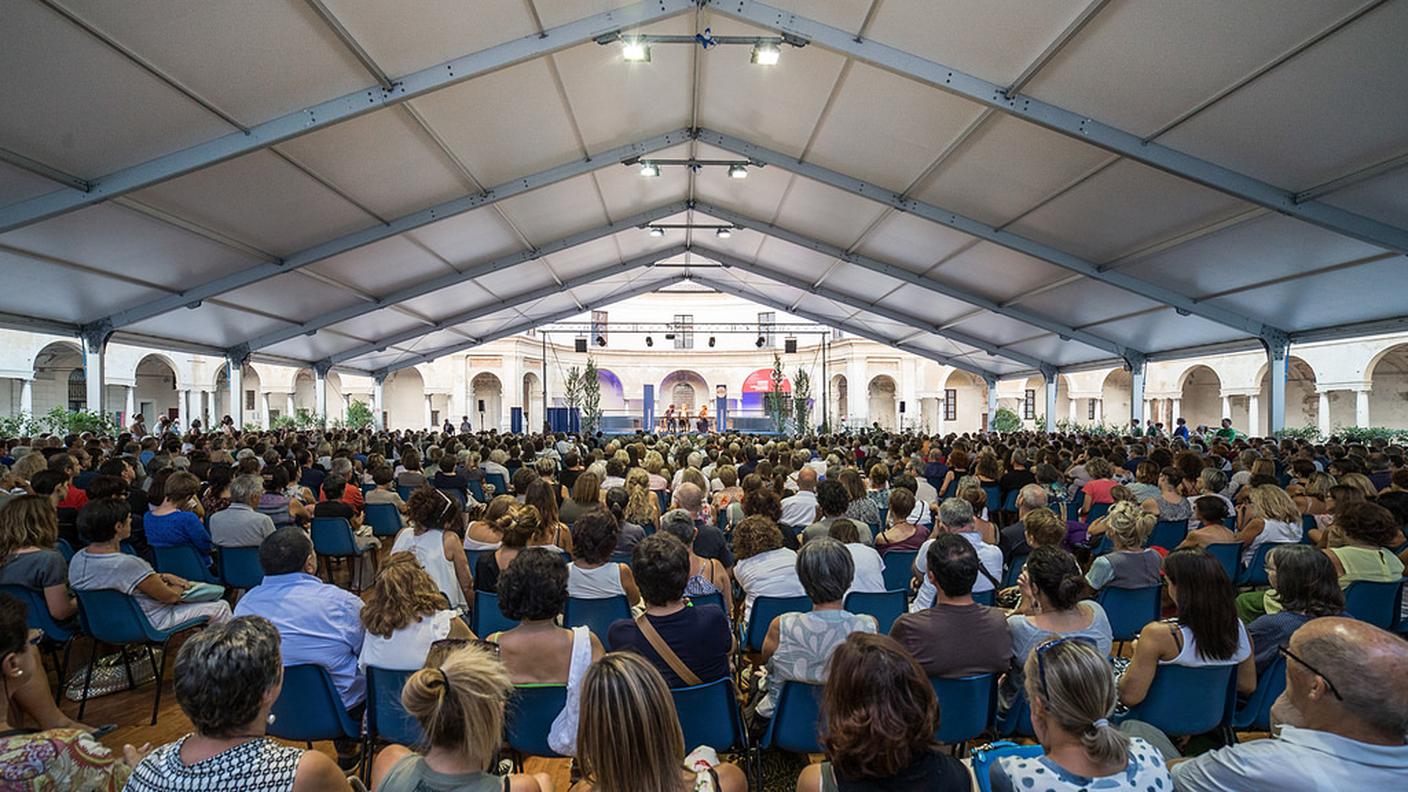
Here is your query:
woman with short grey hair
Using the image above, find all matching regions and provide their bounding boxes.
[755,538,877,722]
[125,616,351,791]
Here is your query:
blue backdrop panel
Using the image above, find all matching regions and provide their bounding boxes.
[510,407,523,434]
[643,384,655,433]
[716,396,727,432]
[546,407,579,433]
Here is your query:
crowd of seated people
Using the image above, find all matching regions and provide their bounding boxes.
[0,421,1406,790]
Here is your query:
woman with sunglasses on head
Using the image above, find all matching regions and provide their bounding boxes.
[990,637,1170,791]
[392,487,472,611]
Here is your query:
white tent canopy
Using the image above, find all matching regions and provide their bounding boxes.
[1,0,1405,431]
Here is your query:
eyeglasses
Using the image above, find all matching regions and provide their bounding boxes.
[1277,644,1343,701]
[1034,635,1098,701]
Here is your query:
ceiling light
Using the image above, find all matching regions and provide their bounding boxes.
[715,227,732,239]
[756,335,766,348]
[645,336,654,347]
[728,164,748,179]
[647,226,665,238]
[621,39,651,63]
[639,161,660,177]
[708,336,716,347]
[750,42,781,66]
[595,335,606,347]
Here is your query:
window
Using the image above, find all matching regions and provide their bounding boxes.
[591,310,609,347]
[66,370,86,412]
[1088,399,1097,421]
[1023,389,1035,420]
[673,314,693,349]
[244,389,256,412]
[758,311,775,348]
[944,388,957,421]
[831,327,845,341]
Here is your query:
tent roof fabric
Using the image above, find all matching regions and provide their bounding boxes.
[1,0,1405,380]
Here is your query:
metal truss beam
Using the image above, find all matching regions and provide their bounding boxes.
[690,200,1139,362]
[232,201,690,357]
[690,272,1002,380]
[89,130,691,334]
[698,129,1287,340]
[375,272,690,376]
[701,0,1408,256]
[0,0,695,234]
[323,246,685,366]
[691,245,1052,372]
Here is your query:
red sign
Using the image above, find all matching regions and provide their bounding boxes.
[742,369,791,394]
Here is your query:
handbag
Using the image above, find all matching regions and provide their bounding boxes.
[64,646,163,703]
[969,740,1045,792]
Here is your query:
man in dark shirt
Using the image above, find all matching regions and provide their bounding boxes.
[608,533,732,687]
[890,533,1011,678]
[297,448,326,494]
[997,449,1035,500]
[312,475,362,529]
[998,484,1049,563]
[672,484,734,567]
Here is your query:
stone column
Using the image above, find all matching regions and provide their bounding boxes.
[1248,395,1260,436]
[1355,388,1370,428]
[372,377,385,430]
[19,378,33,415]
[178,389,189,432]
[423,394,433,430]
[1317,390,1331,437]
[1093,398,1103,426]
[259,391,271,429]
[1170,398,1180,426]
[1068,398,1078,423]
[285,392,296,420]
[124,386,136,424]
[1220,395,1231,423]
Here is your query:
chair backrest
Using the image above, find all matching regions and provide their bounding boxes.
[997,685,1035,738]
[563,596,631,649]
[0,583,74,641]
[437,487,467,508]
[877,506,889,527]
[1147,520,1189,550]
[744,595,812,653]
[1085,502,1111,523]
[153,544,217,583]
[671,677,747,753]
[467,478,487,503]
[396,484,416,502]
[983,485,1003,516]
[56,537,76,563]
[686,591,726,616]
[609,550,633,565]
[215,545,264,590]
[367,666,424,746]
[465,548,489,577]
[1237,542,1291,587]
[485,473,508,496]
[931,674,997,745]
[843,590,906,633]
[1002,554,1028,589]
[360,482,376,495]
[1096,584,1163,642]
[656,489,670,513]
[310,517,359,557]
[1301,514,1317,541]
[268,664,360,742]
[972,589,995,606]
[505,684,567,758]
[75,588,164,644]
[880,549,918,592]
[1233,653,1286,732]
[469,591,519,636]
[363,503,402,539]
[1122,664,1236,737]
[1204,543,1241,582]
[1344,579,1404,630]
[1001,489,1020,513]
[761,681,824,753]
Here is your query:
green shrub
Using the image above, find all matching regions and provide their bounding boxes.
[991,407,1022,432]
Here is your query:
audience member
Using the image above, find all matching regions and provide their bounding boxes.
[1246,545,1344,676]
[910,498,1003,611]
[658,508,733,614]
[890,533,1011,678]
[828,518,885,596]
[143,471,213,566]
[359,552,473,671]
[208,473,276,548]
[731,515,805,628]
[567,509,641,606]
[473,503,538,593]
[0,494,76,623]
[1085,502,1161,591]
[392,487,471,610]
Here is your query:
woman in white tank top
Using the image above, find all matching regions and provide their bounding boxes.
[565,509,641,605]
[391,488,473,611]
[359,554,472,671]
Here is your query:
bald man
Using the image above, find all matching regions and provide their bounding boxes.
[779,467,819,528]
[1171,617,1408,790]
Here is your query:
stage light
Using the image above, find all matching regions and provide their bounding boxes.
[645,335,654,347]
[708,336,716,347]
[756,335,765,348]
[728,164,748,179]
[639,161,660,177]
[595,335,606,347]
[715,227,732,239]
[647,226,665,238]
[621,39,651,62]
[751,42,781,66]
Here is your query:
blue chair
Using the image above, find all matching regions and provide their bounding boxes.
[878,506,889,527]
[396,484,416,502]
[1223,516,1237,529]
[1,584,76,703]
[467,478,487,503]
[74,588,210,724]
[1205,543,1241,582]
[56,538,76,563]
[931,674,997,748]
[1232,653,1286,732]
[1119,664,1236,737]
[363,502,402,540]
[844,590,907,633]
[1002,554,1028,588]
[465,548,489,577]
[656,489,670,513]
[1301,514,1318,543]
[1147,520,1188,549]
[153,544,217,583]
[972,589,996,606]
[563,595,631,648]
[880,549,918,592]
[1089,534,1113,557]
[268,664,360,745]
[742,595,811,653]
[506,684,567,759]
[997,686,1035,738]
[1097,585,1162,643]
[485,473,509,497]
[686,591,726,615]
[437,487,467,508]
[1236,542,1291,587]
[1344,579,1403,631]
[983,484,1003,518]
[609,550,633,565]
[311,517,371,591]
[215,545,264,591]
[1001,488,1020,516]
[366,666,423,747]
[1084,502,1110,524]
[360,482,375,495]
[469,591,519,636]
[672,677,749,757]
[760,681,824,753]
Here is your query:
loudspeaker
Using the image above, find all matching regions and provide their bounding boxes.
[784,338,797,354]
[477,399,486,413]
[899,400,906,413]
[574,337,587,353]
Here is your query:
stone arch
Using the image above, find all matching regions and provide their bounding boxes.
[30,341,85,414]
[134,353,180,427]
[943,370,985,433]
[1254,357,1318,433]
[658,369,708,416]
[1366,343,1408,430]
[1178,365,1222,431]
[1100,368,1132,427]
[523,372,542,430]
[829,374,848,426]
[384,368,425,430]
[293,370,317,413]
[213,363,261,427]
[470,372,504,431]
[867,374,898,429]
[595,368,627,413]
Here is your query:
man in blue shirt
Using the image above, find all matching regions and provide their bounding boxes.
[234,527,365,768]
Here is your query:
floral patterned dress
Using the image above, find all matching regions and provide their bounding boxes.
[0,727,131,791]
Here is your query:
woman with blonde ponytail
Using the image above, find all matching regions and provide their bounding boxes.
[986,637,1170,791]
[371,643,553,791]
[1084,501,1163,592]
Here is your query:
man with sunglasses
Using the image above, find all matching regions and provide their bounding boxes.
[1170,617,1408,790]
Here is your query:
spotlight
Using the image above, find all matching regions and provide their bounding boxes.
[756,335,765,348]
[639,161,660,177]
[750,42,782,66]
[708,336,716,347]
[621,38,651,63]
[647,226,665,238]
[728,164,748,179]
[715,227,732,239]
[595,335,606,347]
[645,336,654,347]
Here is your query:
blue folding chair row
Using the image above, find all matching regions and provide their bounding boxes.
[153,544,218,584]
[469,591,520,636]
[1344,578,1403,631]
[563,595,631,649]
[843,590,907,633]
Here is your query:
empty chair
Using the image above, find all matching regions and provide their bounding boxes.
[931,673,997,749]
[153,544,218,583]
[215,545,264,591]
[741,595,812,654]
[562,595,631,648]
[880,549,918,592]
[760,680,824,753]
[1344,579,1403,631]
[505,684,568,759]
[843,590,906,633]
[362,502,402,540]
[268,664,361,745]
[1097,585,1162,644]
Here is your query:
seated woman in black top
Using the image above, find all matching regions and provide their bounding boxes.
[472,504,539,593]
[798,633,972,792]
[606,533,732,688]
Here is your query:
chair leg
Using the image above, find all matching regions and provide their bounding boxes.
[120,645,136,691]
[149,643,167,726]
[78,638,98,721]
